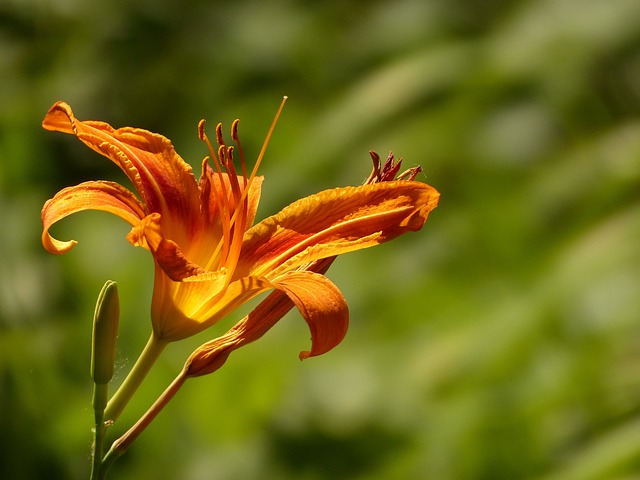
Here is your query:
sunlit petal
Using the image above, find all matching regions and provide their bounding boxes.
[239,181,439,278]
[184,261,345,375]
[126,213,213,281]
[183,256,339,376]
[271,270,348,360]
[42,101,200,236]
[184,288,297,377]
[152,274,273,340]
[42,180,145,254]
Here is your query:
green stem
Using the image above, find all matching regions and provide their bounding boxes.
[90,382,109,480]
[103,333,168,422]
[101,370,188,476]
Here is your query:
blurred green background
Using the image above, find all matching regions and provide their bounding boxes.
[2,0,640,478]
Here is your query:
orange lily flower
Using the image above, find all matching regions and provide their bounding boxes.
[101,154,434,462]
[41,101,439,359]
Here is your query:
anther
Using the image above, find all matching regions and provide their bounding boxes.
[216,123,225,147]
[231,119,240,142]
[198,120,207,141]
[401,165,422,181]
[217,146,227,167]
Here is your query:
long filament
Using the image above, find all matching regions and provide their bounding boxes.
[227,96,288,230]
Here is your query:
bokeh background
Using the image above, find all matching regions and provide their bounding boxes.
[2,0,640,478]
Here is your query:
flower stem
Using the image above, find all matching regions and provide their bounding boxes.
[104,333,168,422]
[90,382,109,480]
[101,370,188,476]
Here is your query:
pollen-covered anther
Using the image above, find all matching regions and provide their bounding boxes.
[381,152,402,180]
[215,123,225,147]
[197,119,207,141]
[366,150,423,183]
[398,165,422,181]
[217,146,228,169]
[366,151,381,184]
[225,147,239,177]
[231,119,240,142]
[370,150,381,171]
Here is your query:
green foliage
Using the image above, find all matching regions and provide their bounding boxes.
[1,0,640,478]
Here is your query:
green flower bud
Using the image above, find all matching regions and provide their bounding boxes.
[91,280,120,385]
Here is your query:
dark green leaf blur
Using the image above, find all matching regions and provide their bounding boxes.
[1,0,639,478]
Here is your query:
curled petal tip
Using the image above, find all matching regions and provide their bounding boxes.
[42,101,76,134]
[272,271,349,360]
[298,350,311,361]
[42,235,77,254]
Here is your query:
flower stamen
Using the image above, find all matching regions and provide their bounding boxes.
[366,150,423,184]
[198,120,233,269]
[220,97,289,275]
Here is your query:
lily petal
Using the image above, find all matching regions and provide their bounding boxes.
[239,180,439,278]
[184,263,345,376]
[42,180,145,254]
[183,288,294,377]
[42,101,201,238]
[152,274,273,340]
[126,213,212,281]
[271,270,348,360]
